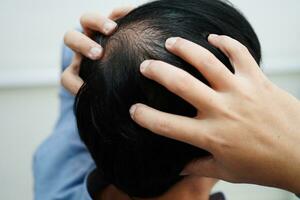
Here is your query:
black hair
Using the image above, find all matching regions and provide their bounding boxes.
[75,0,261,198]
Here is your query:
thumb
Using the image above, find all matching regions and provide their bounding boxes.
[181,156,219,178]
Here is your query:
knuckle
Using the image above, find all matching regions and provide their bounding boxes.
[239,89,254,101]
[60,73,67,88]
[214,103,238,121]
[222,109,237,120]
[236,43,249,54]
[63,30,74,44]
[150,60,163,67]
[173,37,185,51]
[132,105,143,121]
[63,31,84,52]
[172,71,191,94]
[60,68,70,83]
[218,35,229,45]
[203,52,217,66]
[213,135,231,154]
[79,12,92,25]
[219,36,234,49]
[218,36,249,54]
[156,118,172,134]
[206,129,218,145]
[110,9,120,18]
[131,104,153,126]
[145,60,161,75]
[234,82,255,101]
[111,7,126,15]
[228,41,248,56]
[197,129,217,151]
[109,8,129,20]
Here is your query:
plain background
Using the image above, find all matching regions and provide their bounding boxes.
[0,0,299,199]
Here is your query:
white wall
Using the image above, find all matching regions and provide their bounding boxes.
[0,87,59,200]
[0,0,299,87]
[0,0,299,200]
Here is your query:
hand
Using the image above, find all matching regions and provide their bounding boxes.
[61,6,134,95]
[129,35,300,193]
[97,177,218,200]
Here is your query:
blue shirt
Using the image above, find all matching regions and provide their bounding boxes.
[33,45,104,200]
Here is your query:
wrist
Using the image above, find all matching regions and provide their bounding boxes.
[274,129,300,193]
[271,94,300,193]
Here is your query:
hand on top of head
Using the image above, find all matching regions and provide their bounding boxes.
[61,6,134,95]
[124,2,300,194]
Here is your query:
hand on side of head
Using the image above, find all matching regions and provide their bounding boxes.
[61,6,134,95]
[130,35,300,193]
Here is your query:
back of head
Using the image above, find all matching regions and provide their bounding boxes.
[75,0,261,198]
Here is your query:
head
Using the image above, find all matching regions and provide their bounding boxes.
[75,0,261,198]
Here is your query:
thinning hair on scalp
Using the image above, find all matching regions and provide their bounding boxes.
[75,0,261,198]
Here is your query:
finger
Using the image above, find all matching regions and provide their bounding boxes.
[108,6,135,20]
[208,34,259,76]
[180,156,219,178]
[140,60,218,110]
[61,54,84,95]
[165,37,235,89]
[80,12,117,36]
[64,30,103,60]
[130,103,214,151]
[61,67,84,96]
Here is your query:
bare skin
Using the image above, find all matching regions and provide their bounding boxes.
[61,5,300,195]
[130,36,300,193]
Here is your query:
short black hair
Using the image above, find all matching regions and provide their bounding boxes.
[75,0,261,198]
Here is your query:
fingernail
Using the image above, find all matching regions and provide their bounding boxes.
[88,47,103,59]
[208,34,219,40]
[140,60,151,73]
[129,105,137,118]
[103,21,117,34]
[165,37,178,49]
